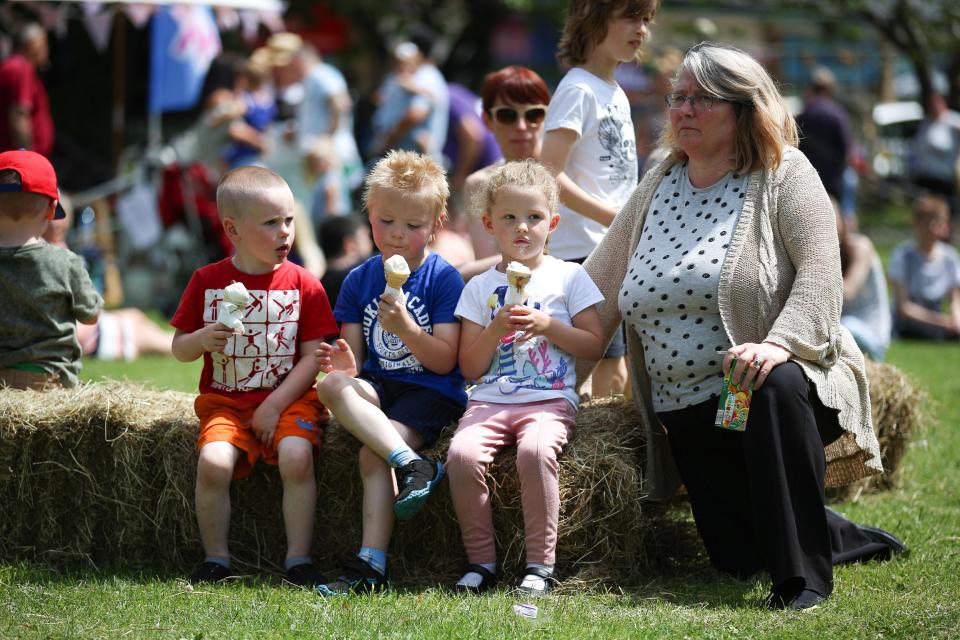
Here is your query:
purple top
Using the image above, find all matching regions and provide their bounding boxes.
[443,83,502,173]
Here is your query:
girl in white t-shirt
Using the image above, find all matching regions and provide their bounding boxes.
[541,0,659,396]
[446,160,604,594]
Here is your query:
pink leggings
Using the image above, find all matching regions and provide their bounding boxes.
[446,398,575,566]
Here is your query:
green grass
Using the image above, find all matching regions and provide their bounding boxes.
[3,341,959,638]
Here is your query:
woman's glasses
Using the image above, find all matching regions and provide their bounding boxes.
[664,93,727,112]
[489,105,548,126]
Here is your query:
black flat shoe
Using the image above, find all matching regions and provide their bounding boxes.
[454,563,497,594]
[765,587,826,611]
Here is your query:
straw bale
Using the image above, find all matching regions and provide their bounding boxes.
[1,360,922,583]
[826,360,926,503]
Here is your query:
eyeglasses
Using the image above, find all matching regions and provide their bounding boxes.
[664,93,727,112]
[489,105,547,126]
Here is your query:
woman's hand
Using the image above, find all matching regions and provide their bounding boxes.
[724,341,791,390]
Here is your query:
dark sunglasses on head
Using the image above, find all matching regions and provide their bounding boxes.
[489,105,547,126]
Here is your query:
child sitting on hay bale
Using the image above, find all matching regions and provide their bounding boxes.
[446,161,604,594]
[170,166,338,587]
[313,150,466,595]
[0,150,102,390]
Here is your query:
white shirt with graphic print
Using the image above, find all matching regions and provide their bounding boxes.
[454,255,604,408]
[544,67,638,260]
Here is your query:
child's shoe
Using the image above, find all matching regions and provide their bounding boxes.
[189,561,235,584]
[518,566,555,596]
[316,557,388,596]
[454,564,497,594]
[285,562,325,588]
[394,458,445,520]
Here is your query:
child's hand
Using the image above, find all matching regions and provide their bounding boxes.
[377,294,416,336]
[315,339,357,377]
[202,323,234,353]
[251,402,280,446]
[489,304,516,337]
[510,307,552,342]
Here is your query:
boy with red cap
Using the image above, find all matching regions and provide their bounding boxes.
[0,149,102,389]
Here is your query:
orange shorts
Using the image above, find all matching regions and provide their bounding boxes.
[195,388,327,479]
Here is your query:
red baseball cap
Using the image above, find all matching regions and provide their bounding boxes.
[0,149,66,219]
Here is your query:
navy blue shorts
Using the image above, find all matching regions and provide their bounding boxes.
[360,375,464,446]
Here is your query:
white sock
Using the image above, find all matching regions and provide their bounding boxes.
[520,563,553,592]
[456,563,496,588]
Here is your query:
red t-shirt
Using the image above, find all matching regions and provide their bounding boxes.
[0,54,54,156]
[171,258,337,402]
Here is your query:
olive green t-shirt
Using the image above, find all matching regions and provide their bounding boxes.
[0,241,103,386]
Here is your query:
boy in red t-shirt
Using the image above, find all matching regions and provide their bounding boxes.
[171,166,337,586]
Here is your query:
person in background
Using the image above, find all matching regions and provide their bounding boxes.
[305,135,351,225]
[318,213,373,309]
[444,83,503,199]
[541,0,660,397]
[0,23,53,155]
[0,150,100,389]
[460,66,551,278]
[582,42,906,611]
[222,49,277,169]
[835,199,891,360]
[796,67,853,215]
[888,194,960,340]
[910,91,960,229]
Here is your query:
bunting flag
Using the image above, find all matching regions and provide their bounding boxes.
[148,5,221,114]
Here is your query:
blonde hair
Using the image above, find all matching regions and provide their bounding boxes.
[659,42,798,173]
[557,0,660,67]
[476,160,559,219]
[362,150,449,224]
[216,166,290,221]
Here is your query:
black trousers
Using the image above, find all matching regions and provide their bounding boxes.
[657,362,887,596]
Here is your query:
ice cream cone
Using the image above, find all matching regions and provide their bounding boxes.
[505,262,532,306]
[216,281,251,334]
[383,255,410,301]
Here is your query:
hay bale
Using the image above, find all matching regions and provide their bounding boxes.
[827,360,926,503]
[0,384,652,583]
[1,360,922,582]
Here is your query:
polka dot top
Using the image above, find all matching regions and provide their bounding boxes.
[618,163,747,411]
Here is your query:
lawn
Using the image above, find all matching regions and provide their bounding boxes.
[2,340,958,639]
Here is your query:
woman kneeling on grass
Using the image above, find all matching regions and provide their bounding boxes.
[581,42,907,611]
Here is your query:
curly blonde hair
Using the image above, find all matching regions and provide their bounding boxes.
[362,150,449,224]
[475,159,559,219]
[658,42,799,173]
[557,0,660,67]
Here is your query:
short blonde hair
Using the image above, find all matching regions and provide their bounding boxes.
[475,160,559,218]
[216,166,290,221]
[362,150,449,223]
[659,42,798,173]
[557,0,660,67]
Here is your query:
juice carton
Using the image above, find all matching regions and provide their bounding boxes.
[715,355,753,431]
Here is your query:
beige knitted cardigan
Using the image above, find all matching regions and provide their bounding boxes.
[581,146,882,501]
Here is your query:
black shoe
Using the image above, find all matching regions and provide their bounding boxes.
[454,564,497,594]
[394,458,445,520]
[189,561,234,584]
[787,589,826,611]
[285,562,325,588]
[518,565,555,596]
[860,525,909,561]
[316,557,388,596]
[765,581,825,611]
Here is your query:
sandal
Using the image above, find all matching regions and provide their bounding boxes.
[454,563,497,594]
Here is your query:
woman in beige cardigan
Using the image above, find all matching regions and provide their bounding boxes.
[582,43,904,610]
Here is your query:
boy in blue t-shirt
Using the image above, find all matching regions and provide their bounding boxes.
[314,150,466,594]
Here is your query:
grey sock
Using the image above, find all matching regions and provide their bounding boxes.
[205,556,230,569]
[285,556,312,571]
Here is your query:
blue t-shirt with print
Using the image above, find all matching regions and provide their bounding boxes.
[334,252,467,406]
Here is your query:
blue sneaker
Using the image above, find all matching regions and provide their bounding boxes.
[316,557,388,596]
[394,458,445,520]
